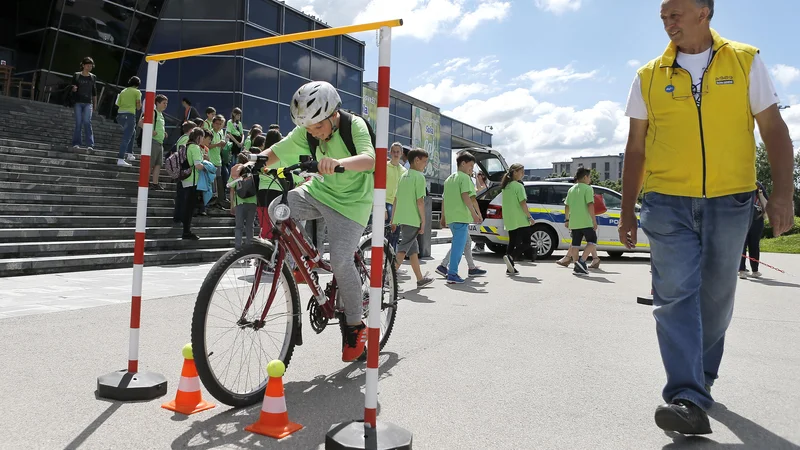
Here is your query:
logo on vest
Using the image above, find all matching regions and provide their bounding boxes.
[665,85,675,93]
[716,75,734,85]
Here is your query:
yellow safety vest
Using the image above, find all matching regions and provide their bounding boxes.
[639,29,758,198]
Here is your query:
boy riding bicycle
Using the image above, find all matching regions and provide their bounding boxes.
[257,81,375,362]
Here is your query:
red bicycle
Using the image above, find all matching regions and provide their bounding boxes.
[191,157,398,407]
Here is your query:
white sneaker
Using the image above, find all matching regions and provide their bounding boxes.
[738,270,748,279]
[503,255,515,273]
[87,146,94,151]
[117,159,132,167]
[125,153,136,162]
[396,267,408,275]
[750,271,762,278]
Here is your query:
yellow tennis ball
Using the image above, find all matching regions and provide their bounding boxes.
[182,343,193,360]
[267,360,285,378]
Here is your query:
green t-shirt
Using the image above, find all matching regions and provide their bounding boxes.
[182,143,203,188]
[175,134,189,148]
[270,116,376,227]
[565,183,595,230]
[116,87,140,114]
[502,181,529,231]
[392,169,425,227]
[208,129,224,166]
[243,137,252,151]
[385,162,406,203]
[203,119,213,132]
[229,172,257,205]
[443,171,476,225]
[153,110,165,144]
[227,120,243,137]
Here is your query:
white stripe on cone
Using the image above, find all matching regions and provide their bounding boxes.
[262,395,287,414]
[128,328,139,361]
[178,375,201,392]
[365,368,378,408]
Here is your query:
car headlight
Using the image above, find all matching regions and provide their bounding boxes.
[273,203,291,222]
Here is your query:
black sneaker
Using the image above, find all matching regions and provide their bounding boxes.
[182,232,200,240]
[654,399,712,435]
[573,259,589,275]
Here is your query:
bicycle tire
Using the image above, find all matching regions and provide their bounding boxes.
[359,239,398,351]
[191,243,301,408]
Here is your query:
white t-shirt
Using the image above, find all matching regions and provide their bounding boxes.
[625,51,779,119]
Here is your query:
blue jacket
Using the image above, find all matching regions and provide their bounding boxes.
[196,161,217,206]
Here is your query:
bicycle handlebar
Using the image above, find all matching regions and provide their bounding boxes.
[248,154,345,175]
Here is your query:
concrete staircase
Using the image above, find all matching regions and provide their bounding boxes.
[0,96,236,277]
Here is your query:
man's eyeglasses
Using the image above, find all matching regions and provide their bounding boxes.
[672,82,709,101]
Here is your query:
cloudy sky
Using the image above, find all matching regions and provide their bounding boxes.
[284,0,800,169]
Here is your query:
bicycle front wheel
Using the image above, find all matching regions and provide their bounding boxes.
[191,243,300,407]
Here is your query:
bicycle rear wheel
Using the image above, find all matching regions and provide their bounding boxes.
[191,243,300,407]
[358,239,398,351]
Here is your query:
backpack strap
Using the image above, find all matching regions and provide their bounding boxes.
[305,110,362,160]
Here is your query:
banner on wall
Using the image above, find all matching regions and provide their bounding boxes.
[412,106,441,178]
[361,86,378,131]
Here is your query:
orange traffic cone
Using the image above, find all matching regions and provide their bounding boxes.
[245,360,303,439]
[162,344,215,415]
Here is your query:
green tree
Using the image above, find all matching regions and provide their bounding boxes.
[589,169,600,185]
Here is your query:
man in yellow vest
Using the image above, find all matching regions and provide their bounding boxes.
[618,0,795,435]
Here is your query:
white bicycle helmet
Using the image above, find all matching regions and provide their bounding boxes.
[290,81,342,128]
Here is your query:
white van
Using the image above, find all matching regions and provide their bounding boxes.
[469,180,650,259]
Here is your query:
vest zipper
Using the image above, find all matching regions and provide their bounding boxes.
[696,103,706,198]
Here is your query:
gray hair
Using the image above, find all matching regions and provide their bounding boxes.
[695,0,714,20]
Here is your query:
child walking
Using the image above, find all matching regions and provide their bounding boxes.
[563,168,597,275]
[229,151,258,249]
[439,152,483,284]
[391,148,434,288]
[501,163,536,275]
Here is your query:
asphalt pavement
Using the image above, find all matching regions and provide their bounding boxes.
[1,245,798,449]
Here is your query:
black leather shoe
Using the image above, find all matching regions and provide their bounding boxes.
[654,399,712,435]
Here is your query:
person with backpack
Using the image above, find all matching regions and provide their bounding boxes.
[70,57,97,150]
[256,80,376,363]
[229,150,258,249]
[180,127,208,240]
[167,121,197,225]
[254,130,285,240]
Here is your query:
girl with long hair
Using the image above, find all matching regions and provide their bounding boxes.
[500,163,536,275]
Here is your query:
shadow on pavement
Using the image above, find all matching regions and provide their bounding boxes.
[66,399,124,449]
[445,281,488,294]
[509,276,541,284]
[747,278,800,289]
[401,291,435,304]
[661,403,800,450]
[170,352,403,450]
[573,275,614,283]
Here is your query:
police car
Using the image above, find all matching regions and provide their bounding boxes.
[469,180,650,259]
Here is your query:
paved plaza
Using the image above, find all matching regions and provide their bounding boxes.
[1,245,798,449]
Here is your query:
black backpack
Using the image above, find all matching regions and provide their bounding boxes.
[306,110,376,160]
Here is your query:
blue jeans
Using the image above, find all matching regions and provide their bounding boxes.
[386,202,400,251]
[640,191,753,411]
[72,103,95,147]
[448,223,469,277]
[116,113,136,159]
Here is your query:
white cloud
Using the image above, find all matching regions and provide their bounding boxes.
[407,78,489,105]
[286,0,508,42]
[416,55,501,86]
[444,87,628,168]
[627,59,641,68]
[771,64,800,88]
[533,0,582,15]
[454,1,511,39]
[514,64,598,94]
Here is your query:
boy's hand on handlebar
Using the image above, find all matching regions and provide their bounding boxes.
[318,157,342,175]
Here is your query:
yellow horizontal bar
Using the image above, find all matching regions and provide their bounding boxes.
[146,19,404,62]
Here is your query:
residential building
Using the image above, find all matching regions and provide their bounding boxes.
[552,153,624,181]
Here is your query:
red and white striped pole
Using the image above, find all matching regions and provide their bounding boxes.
[326,21,411,449]
[97,60,167,401]
[364,25,392,428]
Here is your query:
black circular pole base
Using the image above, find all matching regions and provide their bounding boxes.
[97,370,168,401]
[326,420,412,450]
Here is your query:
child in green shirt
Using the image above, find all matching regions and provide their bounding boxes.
[439,151,483,284]
[209,115,228,208]
[563,168,597,275]
[229,151,258,249]
[500,163,536,275]
[390,148,434,288]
